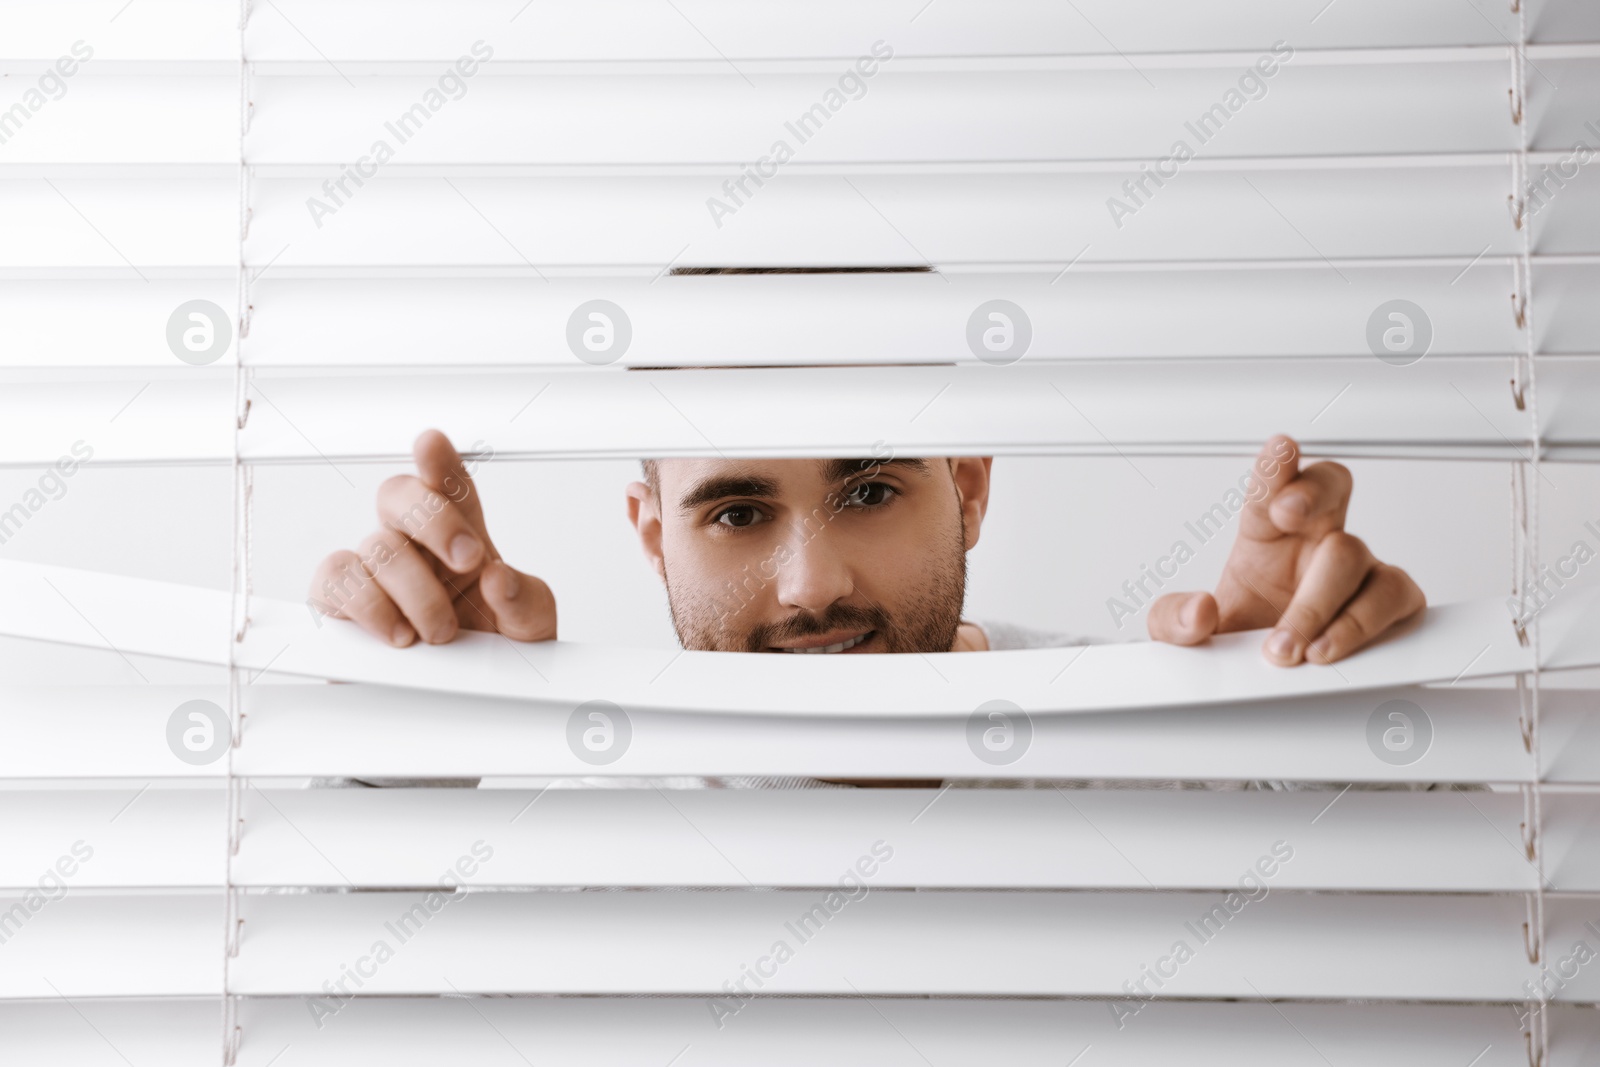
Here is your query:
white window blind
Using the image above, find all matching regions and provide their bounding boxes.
[2,0,1599,1064]
[2,562,1599,1063]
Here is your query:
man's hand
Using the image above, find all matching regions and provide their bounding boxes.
[1147,434,1425,666]
[309,430,556,646]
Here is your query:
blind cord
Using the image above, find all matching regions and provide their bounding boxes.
[222,3,254,1063]
[1510,2,1547,1062]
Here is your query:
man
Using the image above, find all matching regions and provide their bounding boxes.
[310,429,1426,663]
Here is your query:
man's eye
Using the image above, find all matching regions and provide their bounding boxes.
[714,505,765,528]
[844,482,896,508]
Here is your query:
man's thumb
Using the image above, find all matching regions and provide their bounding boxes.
[479,559,558,642]
[1147,591,1218,646]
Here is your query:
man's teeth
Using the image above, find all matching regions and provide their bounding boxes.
[782,632,870,654]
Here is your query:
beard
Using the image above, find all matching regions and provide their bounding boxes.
[662,513,969,653]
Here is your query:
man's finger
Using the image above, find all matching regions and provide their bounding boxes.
[472,559,559,642]
[1267,460,1353,537]
[1147,591,1219,646]
[359,530,460,645]
[1305,564,1427,665]
[1263,531,1372,665]
[1237,434,1301,540]
[414,428,487,527]
[377,474,488,574]
[308,549,416,647]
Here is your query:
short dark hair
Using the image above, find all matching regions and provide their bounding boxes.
[640,458,659,498]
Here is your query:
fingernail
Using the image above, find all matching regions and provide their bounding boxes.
[498,564,520,600]
[450,534,482,570]
[1282,495,1309,517]
[1181,596,1201,628]
[1265,628,1296,660]
[1308,638,1332,663]
[391,622,416,647]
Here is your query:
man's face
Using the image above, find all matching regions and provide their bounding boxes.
[626,454,992,653]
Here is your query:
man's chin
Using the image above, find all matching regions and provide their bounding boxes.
[674,612,962,654]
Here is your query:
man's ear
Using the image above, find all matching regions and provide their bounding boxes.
[625,480,666,580]
[950,456,993,551]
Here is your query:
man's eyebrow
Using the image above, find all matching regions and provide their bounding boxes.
[675,460,930,512]
[677,473,781,513]
[819,457,931,484]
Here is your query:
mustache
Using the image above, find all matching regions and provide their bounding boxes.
[745,604,890,652]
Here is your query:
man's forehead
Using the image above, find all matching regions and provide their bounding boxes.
[663,456,932,480]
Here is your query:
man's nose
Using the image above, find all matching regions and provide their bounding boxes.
[773,521,855,614]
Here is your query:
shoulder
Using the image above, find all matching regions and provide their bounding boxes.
[967,618,1110,651]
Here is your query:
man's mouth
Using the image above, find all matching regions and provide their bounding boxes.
[770,630,875,654]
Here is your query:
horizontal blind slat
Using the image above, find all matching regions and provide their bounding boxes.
[13,166,1599,271]
[0,0,234,61]
[229,786,1551,892]
[0,788,220,889]
[238,0,1527,59]
[2,892,1594,1001]
[8,62,1597,165]
[227,361,1599,462]
[244,66,1522,165]
[0,177,234,268]
[0,279,239,368]
[12,266,1600,368]
[18,0,1577,61]
[242,170,1539,268]
[0,893,221,998]
[9,786,1577,893]
[0,997,1562,1067]
[2,682,1585,783]
[241,684,1587,785]
[2,560,1592,712]
[242,268,1533,364]
[222,889,1543,999]
[0,81,237,164]
[4,361,1598,465]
